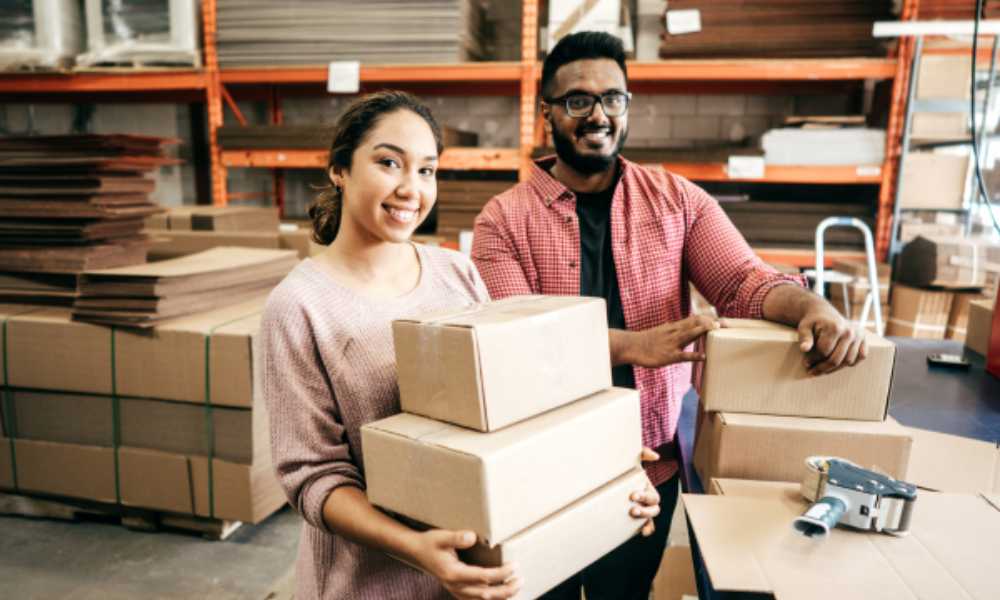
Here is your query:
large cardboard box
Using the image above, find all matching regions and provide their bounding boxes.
[394,295,612,431]
[362,387,641,544]
[13,439,117,503]
[6,297,268,406]
[118,447,285,523]
[896,235,1000,288]
[693,412,912,485]
[699,320,895,420]
[966,298,995,356]
[898,153,968,210]
[947,291,991,342]
[462,468,647,599]
[651,545,698,600]
[904,427,999,494]
[886,283,953,339]
[683,479,1000,600]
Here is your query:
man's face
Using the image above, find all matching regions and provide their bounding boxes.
[543,58,629,175]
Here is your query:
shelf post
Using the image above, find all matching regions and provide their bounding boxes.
[519,0,540,182]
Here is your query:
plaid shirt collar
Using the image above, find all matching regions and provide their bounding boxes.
[528,154,633,207]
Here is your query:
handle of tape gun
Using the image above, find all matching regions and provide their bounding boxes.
[793,496,846,537]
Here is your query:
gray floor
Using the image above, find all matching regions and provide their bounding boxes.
[0,507,301,600]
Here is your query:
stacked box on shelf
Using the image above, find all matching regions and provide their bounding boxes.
[435,177,512,242]
[363,295,649,599]
[692,319,909,487]
[0,295,288,523]
[966,298,996,356]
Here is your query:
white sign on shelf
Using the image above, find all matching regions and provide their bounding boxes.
[727,156,766,179]
[666,9,702,35]
[327,61,361,94]
[856,165,882,177]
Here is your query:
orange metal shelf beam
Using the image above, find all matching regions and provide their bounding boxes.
[627,58,897,81]
[0,69,208,93]
[754,247,867,269]
[658,163,883,184]
[220,62,522,85]
[221,147,520,171]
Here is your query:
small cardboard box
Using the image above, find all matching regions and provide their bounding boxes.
[898,153,968,210]
[693,412,912,485]
[683,480,1000,600]
[362,387,641,544]
[699,319,895,421]
[886,283,953,339]
[917,54,973,100]
[462,468,647,599]
[118,446,285,524]
[966,298,995,356]
[394,295,612,431]
[947,291,991,342]
[896,235,1000,288]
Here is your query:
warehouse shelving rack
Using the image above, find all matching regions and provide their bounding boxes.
[0,0,944,266]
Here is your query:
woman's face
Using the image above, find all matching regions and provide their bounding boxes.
[334,109,439,245]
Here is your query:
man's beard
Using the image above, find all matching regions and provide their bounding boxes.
[550,119,628,175]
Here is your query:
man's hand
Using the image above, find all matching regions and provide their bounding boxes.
[797,302,868,376]
[631,448,662,537]
[614,315,721,368]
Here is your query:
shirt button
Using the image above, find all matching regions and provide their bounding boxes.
[564,216,572,224]
[569,261,578,268]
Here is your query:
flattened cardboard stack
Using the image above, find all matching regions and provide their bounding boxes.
[435,176,512,242]
[693,319,909,487]
[888,235,1000,340]
[0,296,287,524]
[826,259,890,333]
[145,206,322,260]
[0,134,177,305]
[72,247,299,327]
[363,296,648,599]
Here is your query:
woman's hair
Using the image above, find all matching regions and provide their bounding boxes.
[309,91,444,245]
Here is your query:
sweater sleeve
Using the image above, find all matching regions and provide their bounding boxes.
[259,293,363,533]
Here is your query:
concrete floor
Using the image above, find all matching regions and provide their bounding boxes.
[0,507,301,600]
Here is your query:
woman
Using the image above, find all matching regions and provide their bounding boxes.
[260,91,659,600]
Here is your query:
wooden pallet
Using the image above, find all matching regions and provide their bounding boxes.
[0,492,242,541]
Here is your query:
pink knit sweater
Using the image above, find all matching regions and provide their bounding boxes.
[260,244,489,600]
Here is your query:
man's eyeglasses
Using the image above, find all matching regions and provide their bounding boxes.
[544,91,632,118]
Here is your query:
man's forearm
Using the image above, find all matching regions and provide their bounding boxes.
[761,283,827,327]
[609,328,640,366]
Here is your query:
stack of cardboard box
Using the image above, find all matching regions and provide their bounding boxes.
[888,235,1000,342]
[826,259,890,333]
[362,295,648,599]
[693,319,910,486]
[0,296,287,524]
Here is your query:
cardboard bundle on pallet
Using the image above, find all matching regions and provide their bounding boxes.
[720,201,874,249]
[364,295,651,599]
[73,247,298,327]
[0,296,287,525]
[0,134,177,303]
[435,177,511,241]
[659,1,893,58]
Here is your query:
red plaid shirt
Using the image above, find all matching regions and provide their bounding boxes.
[472,156,803,485]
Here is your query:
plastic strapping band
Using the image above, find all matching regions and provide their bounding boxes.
[110,326,122,504]
[205,312,261,519]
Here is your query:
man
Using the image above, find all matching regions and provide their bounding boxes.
[471,31,867,600]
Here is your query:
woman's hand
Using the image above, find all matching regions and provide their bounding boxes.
[632,447,662,536]
[409,529,521,600]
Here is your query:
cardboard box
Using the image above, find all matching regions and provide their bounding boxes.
[898,153,968,210]
[651,545,698,600]
[896,235,1000,288]
[462,468,646,599]
[13,439,117,503]
[904,427,999,494]
[699,320,895,421]
[0,437,14,489]
[1,390,261,464]
[899,221,963,244]
[147,230,282,261]
[917,54,972,99]
[693,412,912,485]
[886,283,953,339]
[118,446,285,523]
[966,298,995,356]
[683,480,1000,600]
[394,295,612,431]
[947,291,991,342]
[362,387,641,544]
[6,297,267,407]
[146,206,281,232]
[278,227,324,259]
[910,112,968,140]
[548,0,621,51]
[0,304,49,386]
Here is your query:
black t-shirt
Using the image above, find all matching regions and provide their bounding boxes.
[573,174,636,389]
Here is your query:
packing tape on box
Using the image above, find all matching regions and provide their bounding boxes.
[1,306,48,492]
[887,317,946,334]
